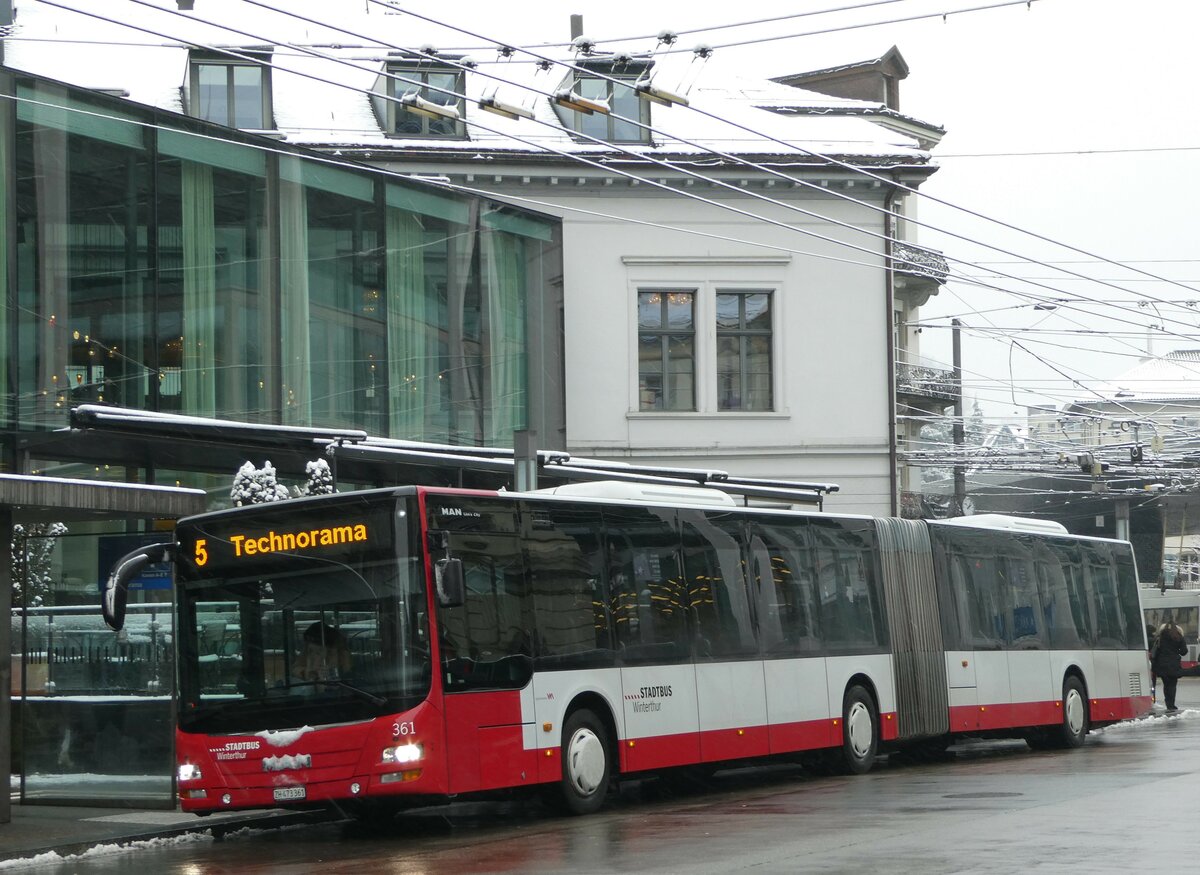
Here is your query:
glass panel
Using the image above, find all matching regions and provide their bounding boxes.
[638,334,663,411]
[157,157,271,420]
[745,293,771,329]
[638,292,663,329]
[665,292,693,329]
[426,72,459,107]
[482,229,528,444]
[231,65,264,129]
[611,81,641,141]
[666,335,694,410]
[523,502,614,670]
[680,511,756,658]
[744,335,773,410]
[16,101,153,425]
[196,64,229,125]
[604,505,686,663]
[811,520,883,650]
[439,533,533,690]
[1006,549,1045,647]
[715,293,741,329]
[749,518,821,655]
[716,335,740,410]
[14,527,175,805]
[305,187,385,433]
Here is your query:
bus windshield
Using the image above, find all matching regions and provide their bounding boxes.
[175,495,429,734]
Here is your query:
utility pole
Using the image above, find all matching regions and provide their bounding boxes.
[952,319,966,516]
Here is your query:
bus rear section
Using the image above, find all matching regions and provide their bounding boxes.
[924,519,1151,741]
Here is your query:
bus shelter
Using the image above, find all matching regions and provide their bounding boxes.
[1,475,205,825]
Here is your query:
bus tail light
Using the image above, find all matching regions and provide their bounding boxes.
[382,743,423,765]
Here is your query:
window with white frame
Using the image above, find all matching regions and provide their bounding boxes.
[636,284,776,414]
[716,291,773,411]
[189,52,272,129]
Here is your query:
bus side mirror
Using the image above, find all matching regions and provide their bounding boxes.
[435,558,465,608]
[103,542,175,631]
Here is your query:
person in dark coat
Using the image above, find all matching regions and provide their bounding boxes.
[1151,619,1188,712]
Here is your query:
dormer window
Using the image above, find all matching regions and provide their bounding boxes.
[555,58,652,144]
[189,50,273,129]
[377,60,466,139]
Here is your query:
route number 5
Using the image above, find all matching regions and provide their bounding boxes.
[194,538,208,567]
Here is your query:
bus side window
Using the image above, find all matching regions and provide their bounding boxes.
[811,520,883,650]
[680,510,755,659]
[604,506,686,663]
[749,519,821,655]
[523,503,613,670]
[1005,546,1046,649]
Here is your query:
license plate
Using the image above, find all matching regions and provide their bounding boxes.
[273,786,306,802]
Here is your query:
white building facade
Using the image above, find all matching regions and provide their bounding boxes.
[8,2,947,514]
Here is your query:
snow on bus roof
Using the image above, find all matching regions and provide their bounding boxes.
[531,480,737,508]
[937,514,1068,535]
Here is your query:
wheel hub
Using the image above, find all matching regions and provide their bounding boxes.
[567,727,604,795]
[846,701,873,758]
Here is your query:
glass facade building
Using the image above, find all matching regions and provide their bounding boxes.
[5,75,561,449]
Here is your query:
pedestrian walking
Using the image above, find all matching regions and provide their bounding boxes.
[1151,617,1188,712]
[1147,622,1158,702]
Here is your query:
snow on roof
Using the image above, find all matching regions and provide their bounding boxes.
[1083,350,1200,404]
[7,0,936,162]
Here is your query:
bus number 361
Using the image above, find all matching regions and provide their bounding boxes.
[393,721,415,737]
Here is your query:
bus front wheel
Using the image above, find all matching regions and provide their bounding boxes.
[840,685,878,774]
[557,709,611,815]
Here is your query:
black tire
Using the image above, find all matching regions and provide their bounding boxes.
[557,709,611,816]
[1057,675,1089,749]
[840,685,878,775]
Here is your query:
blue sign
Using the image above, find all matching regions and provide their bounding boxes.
[97,533,173,591]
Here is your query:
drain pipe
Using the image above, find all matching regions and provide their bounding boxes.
[884,176,900,517]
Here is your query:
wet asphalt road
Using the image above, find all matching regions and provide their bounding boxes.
[27,680,1200,874]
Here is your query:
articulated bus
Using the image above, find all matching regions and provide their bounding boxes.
[103,484,1151,819]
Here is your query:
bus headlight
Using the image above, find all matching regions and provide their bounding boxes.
[382,743,423,765]
[178,762,203,782]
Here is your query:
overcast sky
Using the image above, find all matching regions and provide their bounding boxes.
[405,0,1200,420]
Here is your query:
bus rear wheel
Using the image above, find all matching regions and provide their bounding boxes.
[1057,676,1089,748]
[840,685,878,774]
[557,709,611,815]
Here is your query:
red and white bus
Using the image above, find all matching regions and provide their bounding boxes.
[103,484,1152,819]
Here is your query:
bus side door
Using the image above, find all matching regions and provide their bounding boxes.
[434,506,538,795]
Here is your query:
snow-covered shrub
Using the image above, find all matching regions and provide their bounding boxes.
[293,458,334,498]
[11,521,68,607]
[230,460,290,506]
